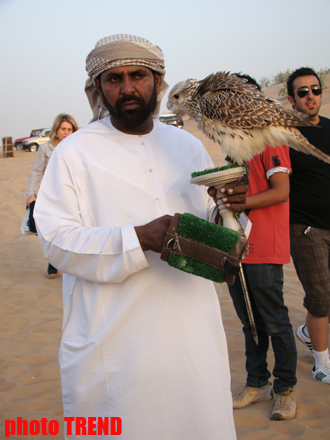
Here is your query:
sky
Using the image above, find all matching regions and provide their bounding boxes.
[1,0,329,141]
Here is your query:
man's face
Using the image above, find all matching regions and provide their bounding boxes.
[95,66,161,128]
[288,75,322,119]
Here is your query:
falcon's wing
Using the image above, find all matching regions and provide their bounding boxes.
[196,72,314,130]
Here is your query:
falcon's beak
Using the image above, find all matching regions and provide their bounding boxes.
[167,99,173,111]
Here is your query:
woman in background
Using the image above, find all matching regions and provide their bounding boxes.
[26,113,78,278]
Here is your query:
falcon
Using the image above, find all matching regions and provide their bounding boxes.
[167,71,330,165]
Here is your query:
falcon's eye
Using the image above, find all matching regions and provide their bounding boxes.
[173,94,180,99]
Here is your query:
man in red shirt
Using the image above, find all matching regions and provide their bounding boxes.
[228,75,297,421]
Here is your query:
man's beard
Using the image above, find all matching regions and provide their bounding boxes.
[101,82,157,128]
[293,98,321,118]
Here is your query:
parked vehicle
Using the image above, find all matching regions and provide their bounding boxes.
[22,128,51,152]
[159,114,184,128]
[15,129,45,150]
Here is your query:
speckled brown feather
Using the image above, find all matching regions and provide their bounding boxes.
[167,72,330,165]
[196,72,313,129]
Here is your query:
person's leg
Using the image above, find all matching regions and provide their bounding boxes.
[243,264,297,394]
[290,225,330,378]
[243,264,297,420]
[47,262,59,279]
[306,313,330,352]
[228,267,271,388]
[228,267,273,408]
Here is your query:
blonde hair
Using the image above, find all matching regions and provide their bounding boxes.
[50,113,79,146]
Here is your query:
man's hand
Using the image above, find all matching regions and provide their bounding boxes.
[135,215,173,253]
[208,182,247,212]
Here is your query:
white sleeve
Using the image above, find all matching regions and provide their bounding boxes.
[26,144,48,197]
[266,167,291,180]
[34,151,149,284]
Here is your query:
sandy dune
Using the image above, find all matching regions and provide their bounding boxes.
[1,122,329,438]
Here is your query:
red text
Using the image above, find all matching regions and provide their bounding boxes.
[64,417,122,435]
[5,417,59,437]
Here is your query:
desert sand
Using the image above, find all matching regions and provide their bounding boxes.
[1,116,330,439]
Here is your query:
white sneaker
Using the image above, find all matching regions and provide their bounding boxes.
[312,364,330,384]
[296,324,314,354]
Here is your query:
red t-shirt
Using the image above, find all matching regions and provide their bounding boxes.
[243,145,291,265]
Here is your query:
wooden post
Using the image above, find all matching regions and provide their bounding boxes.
[2,137,14,158]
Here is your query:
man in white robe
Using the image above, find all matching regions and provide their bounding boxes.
[34,34,246,439]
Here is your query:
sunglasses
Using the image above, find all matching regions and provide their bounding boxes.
[297,85,322,98]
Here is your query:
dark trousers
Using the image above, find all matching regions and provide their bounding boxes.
[228,263,297,394]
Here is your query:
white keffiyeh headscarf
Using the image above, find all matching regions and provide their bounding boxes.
[85,34,168,121]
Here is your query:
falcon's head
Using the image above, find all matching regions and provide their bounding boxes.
[167,79,199,117]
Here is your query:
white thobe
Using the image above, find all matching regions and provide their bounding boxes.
[34,118,236,440]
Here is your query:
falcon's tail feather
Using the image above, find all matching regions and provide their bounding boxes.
[199,116,330,165]
[280,127,330,164]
